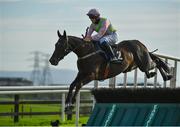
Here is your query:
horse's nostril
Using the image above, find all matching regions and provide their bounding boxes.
[49,58,55,65]
[49,58,58,66]
[49,59,53,63]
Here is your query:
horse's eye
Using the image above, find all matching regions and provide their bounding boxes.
[63,42,67,47]
[56,42,60,47]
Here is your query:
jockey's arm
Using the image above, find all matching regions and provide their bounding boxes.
[92,19,110,41]
[86,25,94,37]
[84,25,94,41]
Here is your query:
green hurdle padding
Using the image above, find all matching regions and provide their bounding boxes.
[86,88,180,126]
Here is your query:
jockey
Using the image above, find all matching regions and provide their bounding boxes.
[84,8,119,62]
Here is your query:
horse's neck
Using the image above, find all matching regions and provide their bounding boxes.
[69,36,95,57]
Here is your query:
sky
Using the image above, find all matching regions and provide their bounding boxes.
[0,0,180,72]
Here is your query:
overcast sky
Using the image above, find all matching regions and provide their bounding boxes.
[0,0,180,72]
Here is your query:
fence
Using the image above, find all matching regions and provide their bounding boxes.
[0,86,95,126]
[0,53,180,126]
[105,53,180,88]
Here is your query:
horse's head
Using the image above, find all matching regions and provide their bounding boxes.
[49,30,71,66]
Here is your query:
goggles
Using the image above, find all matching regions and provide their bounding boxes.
[88,14,98,19]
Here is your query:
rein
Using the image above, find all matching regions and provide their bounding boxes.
[78,50,103,60]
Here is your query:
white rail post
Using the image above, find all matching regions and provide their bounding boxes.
[170,61,177,88]
[163,58,168,88]
[174,60,177,87]
[93,80,98,109]
[123,73,127,87]
[170,67,175,88]
[144,73,147,87]
[154,68,158,88]
[61,93,65,122]
[134,69,138,88]
[94,80,98,88]
[75,91,80,127]
[109,77,116,88]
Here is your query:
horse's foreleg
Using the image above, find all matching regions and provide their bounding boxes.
[71,76,92,104]
[65,73,83,114]
[65,73,81,105]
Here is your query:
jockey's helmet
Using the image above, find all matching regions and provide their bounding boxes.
[87,9,100,19]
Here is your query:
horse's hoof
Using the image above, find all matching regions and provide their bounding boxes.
[150,72,157,77]
[167,75,173,80]
[65,108,72,114]
[163,74,173,81]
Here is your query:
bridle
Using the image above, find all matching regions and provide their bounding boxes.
[63,36,72,54]
[59,36,87,59]
[64,27,90,54]
[64,36,83,54]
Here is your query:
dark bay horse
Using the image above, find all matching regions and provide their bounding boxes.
[49,30,172,112]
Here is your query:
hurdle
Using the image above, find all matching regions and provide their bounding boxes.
[86,88,180,126]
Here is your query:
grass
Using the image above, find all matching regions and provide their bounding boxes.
[0,97,90,126]
[0,115,89,126]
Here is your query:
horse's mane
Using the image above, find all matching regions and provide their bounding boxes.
[68,35,95,47]
[69,36,84,43]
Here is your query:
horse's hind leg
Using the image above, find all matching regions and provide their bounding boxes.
[149,52,170,73]
[144,57,157,78]
[158,66,173,81]
[149,53,172,81]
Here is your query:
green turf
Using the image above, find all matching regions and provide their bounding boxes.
[0,98,89,126]
[0,115,89,126]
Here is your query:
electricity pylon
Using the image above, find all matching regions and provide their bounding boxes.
[40,53,53,85]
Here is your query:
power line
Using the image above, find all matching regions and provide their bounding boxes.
[29,51,53,86]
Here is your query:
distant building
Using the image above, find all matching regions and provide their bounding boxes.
[0,77,33,86]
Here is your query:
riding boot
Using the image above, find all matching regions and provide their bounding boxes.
[101,42,118,62]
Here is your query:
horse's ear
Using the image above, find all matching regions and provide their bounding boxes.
[57,30,61,38]
[63,30,67,38]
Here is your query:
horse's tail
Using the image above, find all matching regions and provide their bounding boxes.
[149,52,170,73]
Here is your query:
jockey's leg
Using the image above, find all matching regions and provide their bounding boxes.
[99,33,121,62]
[100,41,118,62]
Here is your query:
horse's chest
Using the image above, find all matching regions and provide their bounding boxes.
[77,61,96,72]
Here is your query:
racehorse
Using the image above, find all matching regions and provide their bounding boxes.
[49,30,172,112]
